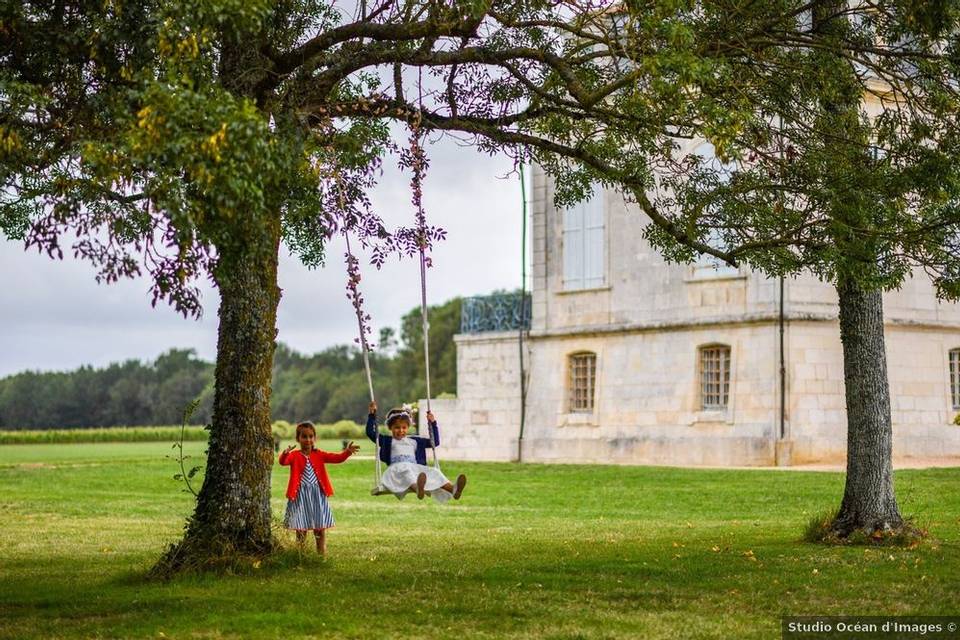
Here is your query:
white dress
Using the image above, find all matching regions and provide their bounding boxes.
[379,436,453,503]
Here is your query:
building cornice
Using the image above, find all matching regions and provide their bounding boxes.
[520,312,960,340]
[453,312,960,343]
[527,312,809,339]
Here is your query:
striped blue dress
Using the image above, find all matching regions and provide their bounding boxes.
[284,459,335,531]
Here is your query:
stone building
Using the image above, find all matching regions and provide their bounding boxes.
[427,161,960,466]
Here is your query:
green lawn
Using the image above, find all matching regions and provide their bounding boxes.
[0,442,957,639]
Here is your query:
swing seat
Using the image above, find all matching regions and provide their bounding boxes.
[370,484,415,497]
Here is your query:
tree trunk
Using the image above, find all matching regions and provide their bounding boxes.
[156,217,282,573]
[832,277,903,536]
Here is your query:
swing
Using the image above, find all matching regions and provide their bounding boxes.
[335,121,441,497]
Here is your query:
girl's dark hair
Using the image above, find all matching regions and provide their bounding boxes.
[295,422,316,438]
[385,408,413,427]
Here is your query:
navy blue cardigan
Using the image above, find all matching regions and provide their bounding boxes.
[366,413,440,466]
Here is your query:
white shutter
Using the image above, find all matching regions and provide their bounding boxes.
[583,189,605,287]
[562,185,606,290]
[563,201,584,289]
[690,143,738,278]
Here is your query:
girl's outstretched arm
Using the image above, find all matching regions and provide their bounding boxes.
[320,442,359,463]
[278,444,296,465]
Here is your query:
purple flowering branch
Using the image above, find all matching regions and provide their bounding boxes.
[332,169,377,352]
[320,116,449,355]
[407,117,429,250]
[343,241,375,351]
[387,117,447,266]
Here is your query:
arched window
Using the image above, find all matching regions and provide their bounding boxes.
[568,352,597,413]
[699,344,731,410]
[950,348,960,409]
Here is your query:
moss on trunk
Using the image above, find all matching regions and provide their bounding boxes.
[155,213,282,575]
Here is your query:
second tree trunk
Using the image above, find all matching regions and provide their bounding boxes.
[833,277,903,535]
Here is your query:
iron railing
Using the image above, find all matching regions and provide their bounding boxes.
[460,293,532,334]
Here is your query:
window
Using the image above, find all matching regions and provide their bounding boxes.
[950,349,960,409]
[692,227,739,279]
[690,143,739,278]
[568,352,597,413]
[700,345,731,410]
[562,186,605,290]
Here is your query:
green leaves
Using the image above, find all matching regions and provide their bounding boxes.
[172,397,205,497]
[631,1,960,295]
[8,0,960,313]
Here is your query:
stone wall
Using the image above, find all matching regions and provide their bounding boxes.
[517,322,780,466]
[531,169,782,335]
[788,321,960,464]
[435,317,960,466]
[434,165,960,467]
[437,321,785,466]
[533,166,960,332]
[422,331,526,462]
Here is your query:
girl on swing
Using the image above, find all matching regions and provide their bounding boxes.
[366,401,467,503]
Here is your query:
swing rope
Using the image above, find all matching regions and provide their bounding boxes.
[338,72,441,492]
[409,104,440,472]
[336,176,383,488]
[418,223,440,471]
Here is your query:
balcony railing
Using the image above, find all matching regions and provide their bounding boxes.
[460,293,532,334]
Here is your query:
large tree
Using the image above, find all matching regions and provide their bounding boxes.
[632,2,960,536]
[0,0,721,570]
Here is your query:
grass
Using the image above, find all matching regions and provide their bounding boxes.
[0,443,958,639]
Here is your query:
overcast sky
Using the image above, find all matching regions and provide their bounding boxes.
[0,137,529,377]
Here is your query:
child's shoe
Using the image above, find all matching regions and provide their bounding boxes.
[453,474,467,500]
[416,472,427,500]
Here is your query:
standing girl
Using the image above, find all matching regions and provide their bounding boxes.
[279,422,359,554]
[366,401,466,503]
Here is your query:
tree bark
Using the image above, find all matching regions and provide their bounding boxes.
[157,215,282,572]
[832,277,903,536]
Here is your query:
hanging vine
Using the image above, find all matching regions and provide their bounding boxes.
[331,167,376,352]
[393,114,446,262]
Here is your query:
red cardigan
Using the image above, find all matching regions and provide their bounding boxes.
[279,448,353,499]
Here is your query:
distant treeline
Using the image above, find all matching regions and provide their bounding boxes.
[0,298,460,430]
